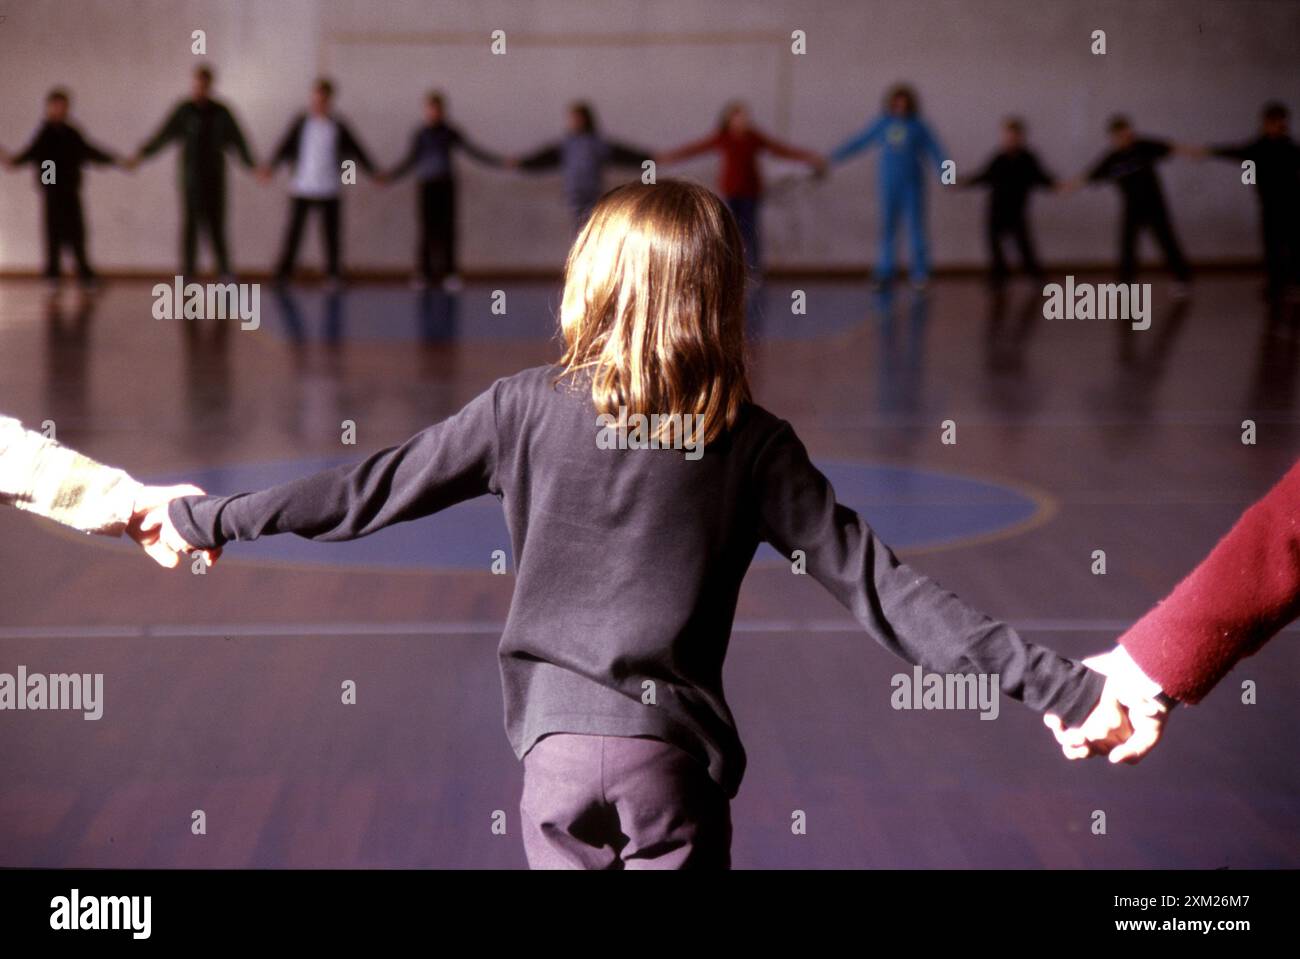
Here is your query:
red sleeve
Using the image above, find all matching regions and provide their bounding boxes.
[753,128,815,163]
[661,132,723,163]
[1119,459,1300,703]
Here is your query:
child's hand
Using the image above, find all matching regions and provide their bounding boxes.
[1043,649,1169,764]
[128,485,221,568]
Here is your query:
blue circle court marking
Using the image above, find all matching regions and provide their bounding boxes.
[147,458,1050,571]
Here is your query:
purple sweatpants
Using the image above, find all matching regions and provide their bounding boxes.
[519,732,732,869]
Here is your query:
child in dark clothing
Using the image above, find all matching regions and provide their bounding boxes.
[6,89,120,291]
[1077,115,1194,291]
[149,179,1146,870]
[131,65,256,280]
[388,91,504,291]
[511,102,651,234]
[963,117,1056,285]
[1206,102,1300,301]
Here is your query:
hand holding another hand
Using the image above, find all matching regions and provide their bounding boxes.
[126,484,220,569]
[1044,647,1170,764]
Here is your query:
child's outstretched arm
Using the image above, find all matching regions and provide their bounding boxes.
[163,382,502,552]
[827,117,886,166]
[0,414,215,566]
[1049,456,1300,762]
[754,418,1105,728]
[1117,457,1300,704]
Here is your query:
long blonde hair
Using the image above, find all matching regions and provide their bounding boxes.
[556,179,751,446]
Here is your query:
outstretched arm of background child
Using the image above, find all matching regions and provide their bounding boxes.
[753,417,1106,728]
[136,103,185,160]
[959,157,995,189]
[656,132,721,166]
[1205,141,1253,162]
[755,129,825,172]
[606,140,653,168]
[453,127,506,167]
[8,130,43,167]
[162,380,504,551]
[509,143,562,171]
[77,130,118,166]
[387,129,423,181]
[827,117,886,165]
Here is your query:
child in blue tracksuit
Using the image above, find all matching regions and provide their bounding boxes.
[830,85,947,289]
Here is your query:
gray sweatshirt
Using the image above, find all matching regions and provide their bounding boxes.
[168,365,1104,797]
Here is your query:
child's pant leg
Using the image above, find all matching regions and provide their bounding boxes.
[602,735,731,870]
[876,187,902,281]
[726,195,761,276]
[904,183,929,280]
[519,733,620,869]
[519,733,731,870]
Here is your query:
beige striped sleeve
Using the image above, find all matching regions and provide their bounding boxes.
[0,416,143,536]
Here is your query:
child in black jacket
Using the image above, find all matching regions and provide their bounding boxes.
[6,88,120,289]
[964,117,1057,285]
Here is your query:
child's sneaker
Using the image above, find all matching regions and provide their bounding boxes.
[442,274,464,293]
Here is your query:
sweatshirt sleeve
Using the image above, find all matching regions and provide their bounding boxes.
[605,140,652,167]
[1119,459,1300,703]
[660,132,722,164]
[11,127,47,166]
[139,104,185,158]
[1086,150,1114,183]
[451,126,503,166]
[1029,151,1056,188]
[753,128,818,164]
[270,117,302,170]
[76,129,118,166]
[829,117,886,164]
[338,120,377,174]
[754,420,1105,726]
[517,143,563,171]
[168,381,502,549]
[0,415,141,535]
